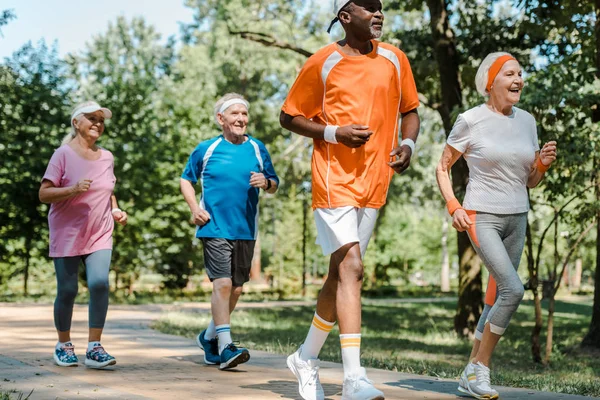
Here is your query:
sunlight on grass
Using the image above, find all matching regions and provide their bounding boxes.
[152,298,600,397]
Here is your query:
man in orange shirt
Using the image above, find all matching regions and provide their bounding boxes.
[280,1,420,399]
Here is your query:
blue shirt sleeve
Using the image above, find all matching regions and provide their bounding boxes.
[181,144,205,184]
[259,142,279,185]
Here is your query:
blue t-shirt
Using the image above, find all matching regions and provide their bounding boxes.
[181,134,279,240]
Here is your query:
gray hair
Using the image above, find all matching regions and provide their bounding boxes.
[475,52,514,97]
[213,93,248,125]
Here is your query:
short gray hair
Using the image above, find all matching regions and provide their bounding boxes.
[475,52,514,97]
[213,93,248,125]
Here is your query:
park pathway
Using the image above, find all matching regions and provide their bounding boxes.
[0,302,595,400]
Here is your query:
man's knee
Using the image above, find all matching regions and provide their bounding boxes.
[338,256,364,283]
[213,278,233,295]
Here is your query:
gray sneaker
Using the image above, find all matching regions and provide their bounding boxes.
[457,362,499,399]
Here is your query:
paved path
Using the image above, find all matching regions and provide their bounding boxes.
[0,303,594,400]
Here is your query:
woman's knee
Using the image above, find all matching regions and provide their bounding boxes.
[87,279,109,296]
[56,283,78,302]
[499,281,525,306]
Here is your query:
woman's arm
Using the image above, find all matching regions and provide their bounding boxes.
[435,145,472,232]
[111,194,127,226]
[39,179,91,204]
[527,141,557,188]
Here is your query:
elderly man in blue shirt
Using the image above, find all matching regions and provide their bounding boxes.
[180,93,279,370]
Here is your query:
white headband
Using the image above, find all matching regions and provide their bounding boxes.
[218,99,249,115]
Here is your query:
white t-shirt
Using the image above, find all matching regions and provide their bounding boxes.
[447,104,540,214]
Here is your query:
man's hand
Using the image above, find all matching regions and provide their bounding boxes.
[335,125,373,148]
[192,209,211,226]
[388,145,412,174]
[250,171,268,189]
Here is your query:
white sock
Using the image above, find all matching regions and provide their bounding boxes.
[56,341,70,350]
[87,341,101,352]
[216,324,232,354]
[300,312,335,361]
[205,319,217,340]
[340,334,361,379]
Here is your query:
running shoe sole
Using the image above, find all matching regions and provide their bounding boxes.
[457,384,498,399]
[53,353,78,367]
[219,351,250,370]
[196,334,218,365]
[84,358,117,369]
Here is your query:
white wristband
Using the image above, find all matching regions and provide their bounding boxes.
[111,208,123,214]
[323,125,339,144]
[401,138,415,155]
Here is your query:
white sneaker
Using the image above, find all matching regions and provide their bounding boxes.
[341,367,385,400]
[457,362,499,399]
[286,346,325,400]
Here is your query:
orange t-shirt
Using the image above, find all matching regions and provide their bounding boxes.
[282,40,419,210]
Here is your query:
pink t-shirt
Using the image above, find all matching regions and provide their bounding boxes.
[42,145,116,258]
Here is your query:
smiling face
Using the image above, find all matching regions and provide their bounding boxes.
[217,103,249,139]
[340,0,384,41]
[73,110,105,141]
[489,60,524,106]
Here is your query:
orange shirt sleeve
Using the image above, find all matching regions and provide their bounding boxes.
[399,52,420,114]
[281,57,324,119]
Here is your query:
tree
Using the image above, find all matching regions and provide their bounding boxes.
[0,42,69,294]
[0,9,15,37]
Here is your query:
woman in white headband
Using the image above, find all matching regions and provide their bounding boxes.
[181,93,279,369]
[39,100,128,369]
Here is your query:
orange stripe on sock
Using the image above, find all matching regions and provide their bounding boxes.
[340,338,361,348]
[312,317,334,333]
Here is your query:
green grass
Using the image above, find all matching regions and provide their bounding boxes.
[152,298,600,397]
[0,389,33,400]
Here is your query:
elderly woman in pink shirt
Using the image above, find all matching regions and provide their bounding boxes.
[39,101,127,369]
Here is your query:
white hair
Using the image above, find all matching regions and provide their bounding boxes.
[61,101,98,145]
[475,52,514,97]
[213,93,248,125]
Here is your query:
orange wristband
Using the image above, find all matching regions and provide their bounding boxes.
[536,157,550,173]
[446,198,462,216]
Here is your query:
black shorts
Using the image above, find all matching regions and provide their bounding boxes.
[201,238,256,287]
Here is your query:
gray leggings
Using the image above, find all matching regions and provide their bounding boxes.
[467,212,527,336]
[54,249,112,331]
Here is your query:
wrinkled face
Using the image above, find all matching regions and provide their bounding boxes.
[217,103,248,137]
[341,0,384,40]
[490,60,524,105]
[74,110,105,139]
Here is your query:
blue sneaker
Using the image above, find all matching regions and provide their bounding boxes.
[85,344,116,369]
[219,342,250,370]
[196,329,220,365]
[53,342,78,367]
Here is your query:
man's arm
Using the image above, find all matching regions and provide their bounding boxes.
[388,108,420,174]
[279,111,373,149]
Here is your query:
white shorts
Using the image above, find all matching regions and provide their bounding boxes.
[314,206,378,257]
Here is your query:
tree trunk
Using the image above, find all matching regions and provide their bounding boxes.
[544,296,555,364]
[532,291,543,363]
[23,236,31,296]
[441,218,451,292]
[582,1,600,348]
[572,258,583,290]
[426,0,481,336]
[526,219,543,362]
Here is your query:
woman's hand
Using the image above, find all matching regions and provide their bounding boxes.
[71,179,93,194]
[112,210,128,226]
[452,208,473,232]
[539,141,557,166]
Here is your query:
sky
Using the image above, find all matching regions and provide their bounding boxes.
[0,0,196,59]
